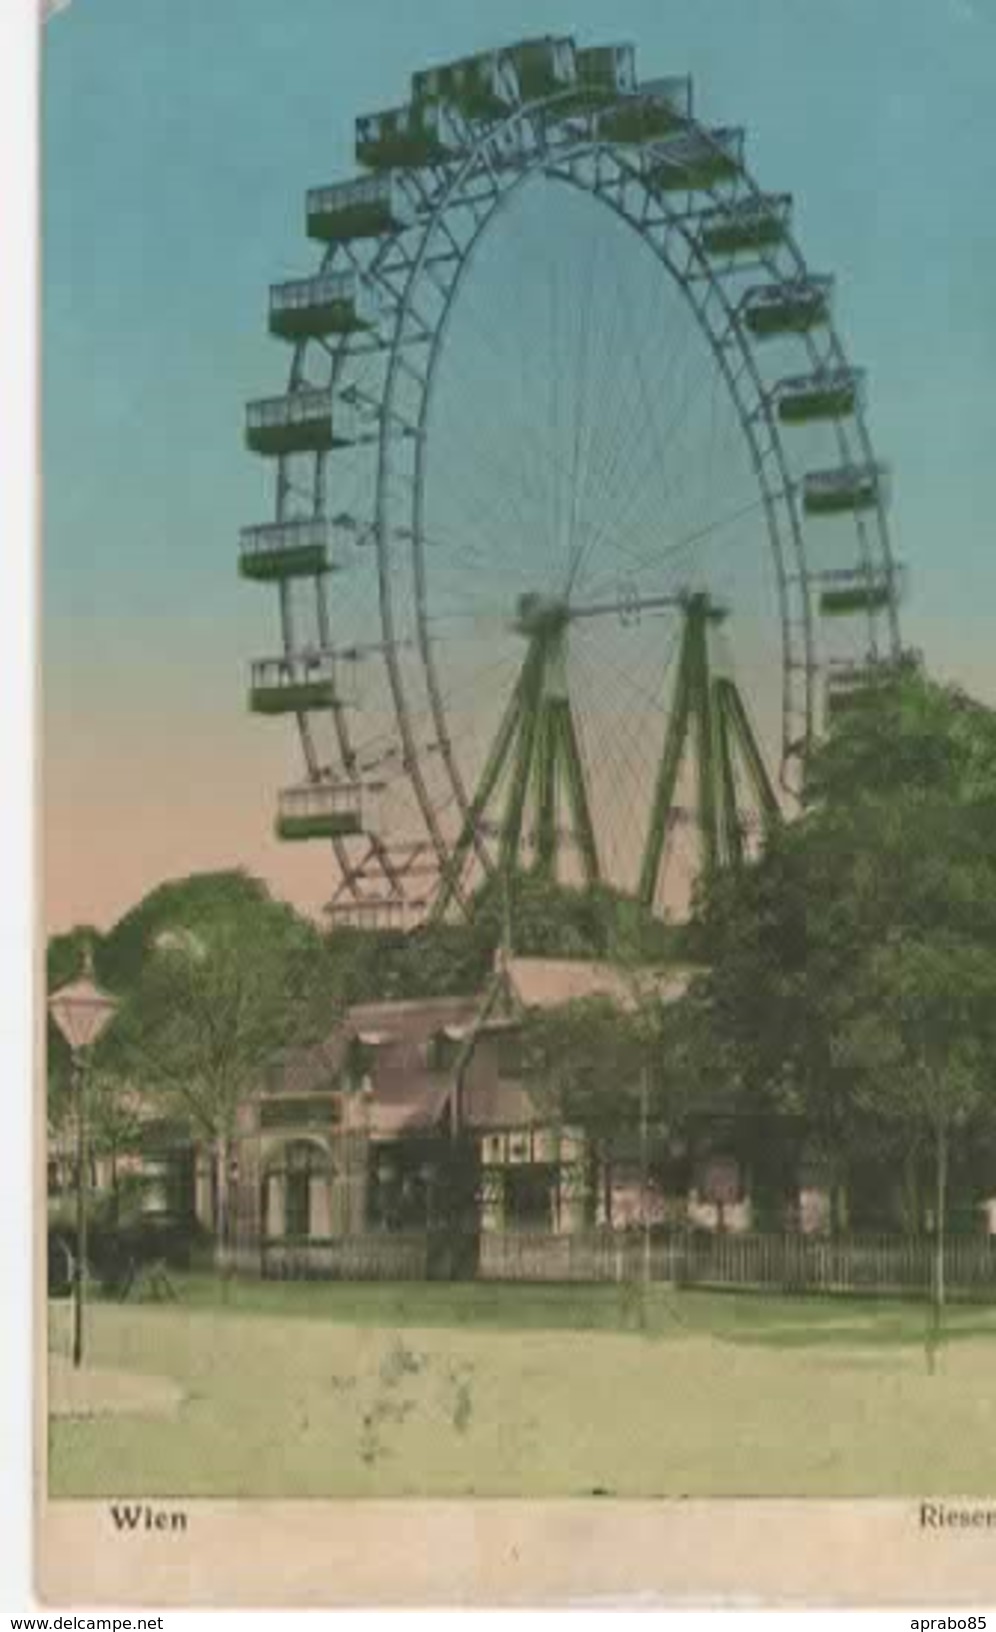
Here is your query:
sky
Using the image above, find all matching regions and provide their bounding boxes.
[42,0,996,933]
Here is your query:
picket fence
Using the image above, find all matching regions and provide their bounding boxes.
[479,1229,996,1294]
[262,1232,430,1281]
[255,1229,996,1295]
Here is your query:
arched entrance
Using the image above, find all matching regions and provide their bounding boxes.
[261,1137,335,1240]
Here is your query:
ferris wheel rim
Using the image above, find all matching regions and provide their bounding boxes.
[256,54,903,920]
[361,94,858,893]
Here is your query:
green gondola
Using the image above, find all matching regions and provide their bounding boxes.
[600,90,688,144]
[307,176,414,242]
[250,678,337,715]
[269,273,377,342]
[777,371,861,424]
[411,53,513,119]
[245,390,342,457]
[803,465,881,515]
[356,103,459,170]
[239,522,333,583]
[819,582,894,617]
[700,197,789,255]
[743,280,830,338]
[647,128,741,190]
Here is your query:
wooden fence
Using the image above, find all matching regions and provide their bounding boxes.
[262,1233,430,1281]
[478,1230,666,1284]
[246,1229,996,1294]
[479,1229,996,1296]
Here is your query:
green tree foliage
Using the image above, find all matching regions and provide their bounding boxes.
[687,669,996,1250]
[50,872,339,1253]
[321,873,683,1005]
[469,871,682,962]
[520,997,647,1133]
[97,870,274,991]
[519,988,699,1145]
[112,894,336,1250]
[323,920,494,1005]
[84,1070,147,1218]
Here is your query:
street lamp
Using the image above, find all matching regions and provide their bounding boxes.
[48,945,119,1368]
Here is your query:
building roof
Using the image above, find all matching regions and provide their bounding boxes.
[501,956,694,1012]
[347,993,481,1034]
[261,994,481,1139]
[257,963,694,1142]
[461,1075,540,1129]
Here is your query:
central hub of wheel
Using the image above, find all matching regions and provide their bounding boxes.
[514,592,570,639]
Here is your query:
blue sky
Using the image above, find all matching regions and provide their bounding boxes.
[43,0,996,929]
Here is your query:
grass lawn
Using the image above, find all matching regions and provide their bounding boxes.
[48,1278,996,1499]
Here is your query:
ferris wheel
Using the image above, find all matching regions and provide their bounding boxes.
[241,36,905,928]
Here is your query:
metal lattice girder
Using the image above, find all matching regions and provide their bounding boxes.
[431,668,528,917]
[433,608,603,908]
[714,676,781,832]
[639,595,779,904]
[688,597,721,881]
[531,696,560,879]
[498,635,547,877]
[554,697,601,887]
[638,609,694,907]
[715,685,745,871]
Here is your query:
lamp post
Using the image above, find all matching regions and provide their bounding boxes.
[48,946,119,1368]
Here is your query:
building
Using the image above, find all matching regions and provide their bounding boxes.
[51,951,995,1280]
[206,954,695,1277]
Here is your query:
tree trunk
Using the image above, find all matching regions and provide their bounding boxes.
[830,1173,849,1238]
[640,1063,651,1286]
[934,1118,948,1317]
[109,1149,120,1228]
[898,1143,920,1238]
[215,1135,230,1269]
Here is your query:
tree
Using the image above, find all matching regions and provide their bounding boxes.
[470,870,683,963]
[521,997,645,1133]
[834,933,996,1322]
[85,1069,147,1220]
[684,669,996,1261]
[519,981,702,1230]
[107,882,338,1257]
[97,870,275,991]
